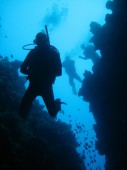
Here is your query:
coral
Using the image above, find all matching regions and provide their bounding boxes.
[79,0,127,169]
[0,57,26,112]
[0,57,86,170]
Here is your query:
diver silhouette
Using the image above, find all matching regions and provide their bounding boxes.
[80,44,100,64]
[18,32,62,118]
[62,56,82,95]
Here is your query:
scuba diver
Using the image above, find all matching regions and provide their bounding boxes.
[80,44,100,65]
[62,56,82,95]
[18,30,63,118]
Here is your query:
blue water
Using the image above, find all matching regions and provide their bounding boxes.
[0,0,110,169]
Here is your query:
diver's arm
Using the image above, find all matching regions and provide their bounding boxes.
[58,54,62,76]
[20,52,31,75]
[20,59,29,75]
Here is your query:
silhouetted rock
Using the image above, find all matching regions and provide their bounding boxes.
[79,0,127,169]
[0,57,86,170]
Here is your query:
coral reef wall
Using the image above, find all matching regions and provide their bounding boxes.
[0,57,25,112]
[0,57,86,170]
[79,0,127,169]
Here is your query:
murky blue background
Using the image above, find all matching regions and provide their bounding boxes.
[0,0,110,169]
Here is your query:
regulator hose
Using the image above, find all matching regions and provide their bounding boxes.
[22,44,36,50]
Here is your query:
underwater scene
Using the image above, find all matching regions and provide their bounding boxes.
[0,0,127,170]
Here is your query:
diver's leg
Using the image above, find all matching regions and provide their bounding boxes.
[74,73,82,83]
[18,85,36,118]
[41,85,58,117]
[69,76,74,86]
[69,76,77,95]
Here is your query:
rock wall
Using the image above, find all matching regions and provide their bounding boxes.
[79,0,127,169]
[0,57,86,170]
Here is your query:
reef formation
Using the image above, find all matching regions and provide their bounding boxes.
[79,0,127,169]
[0,57,86,170]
